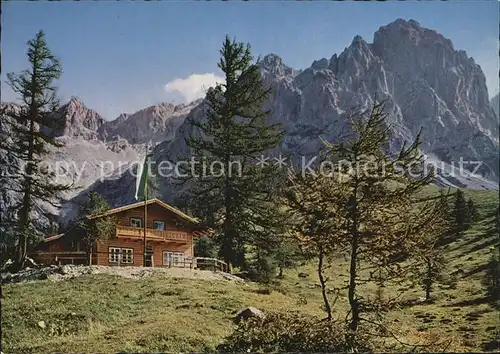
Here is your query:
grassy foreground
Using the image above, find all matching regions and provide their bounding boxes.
[2,189,499,353]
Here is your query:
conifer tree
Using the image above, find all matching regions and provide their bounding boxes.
[194,235,218,258]
[74,192,116,265]
[274,239,302,279]
[453,189,469,234]
[2,30,71,270]
[467,197,478,224]
[245,247,277,284]
[316,101,442,349]
[284,170,346,321]
[180,36,284,271]
[415,189,452,301]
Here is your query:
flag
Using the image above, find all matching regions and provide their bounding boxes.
[135,146,152,201]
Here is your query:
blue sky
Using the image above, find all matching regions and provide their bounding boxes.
[2,1,498,119]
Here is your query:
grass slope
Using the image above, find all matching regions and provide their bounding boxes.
[2,189,498,353]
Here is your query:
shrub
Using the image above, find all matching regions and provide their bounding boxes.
[218,312,373,352]
[244,252,277,284]
[194,235,218,258]
[253,287,273,295]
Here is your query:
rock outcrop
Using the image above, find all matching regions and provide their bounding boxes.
[98,100,201,144]
[50,97,106,140]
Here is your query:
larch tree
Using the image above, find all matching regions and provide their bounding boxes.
[274,237,302,279]
[73,192,116,265]
[452,189,469,234]
[2,30,71,270]
[284,170,346,321]
[180,36,285,272]
[414,189,453,301]
[466,197,478,225]
[318,101,443,349]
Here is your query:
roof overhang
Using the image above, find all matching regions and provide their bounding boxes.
[43,233,66,242]
[87,198,201,225]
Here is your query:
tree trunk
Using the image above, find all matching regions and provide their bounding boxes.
[222,177,235,273]
[88,247,92,266]
[346,233,360,352]
[346,190,360,350]
[278,265,284,278]
[16,117,36,271]
[317,248,332,321]
[425,258,432,301]
[348,234,360,332]
[16,196,30,270]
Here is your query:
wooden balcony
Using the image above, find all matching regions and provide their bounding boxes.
[116,225,189,243]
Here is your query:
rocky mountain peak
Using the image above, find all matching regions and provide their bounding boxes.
[261,53,284,67]
[68,95,84,106]
[243,19,498,185]
[259,53,295,78]
[373,18,455,57]
[98,100,201,145]
[351,35,367,47]
[341,34,376,63]
[49,98,105,140]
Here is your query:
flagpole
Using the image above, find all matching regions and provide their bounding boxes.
[143,187,147,266]
[143,150,148,267]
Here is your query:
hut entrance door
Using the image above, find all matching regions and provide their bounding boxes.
[145,246,153,267]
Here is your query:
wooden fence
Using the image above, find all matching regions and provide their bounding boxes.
[31,251,229,273]
[31,251,88,265]
[193,257,229,273]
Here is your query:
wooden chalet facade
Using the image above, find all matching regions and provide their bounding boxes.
[32,199,215,268]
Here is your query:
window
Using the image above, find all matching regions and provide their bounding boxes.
[130,217,142,228]
[109,247,134,264]
[109,247,120,263]
[122,248,133,263]
[163,251,184,266]
[153,221,165,231]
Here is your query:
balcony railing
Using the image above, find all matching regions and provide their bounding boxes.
[116,225,189,243]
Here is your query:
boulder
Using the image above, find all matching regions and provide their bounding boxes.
[234,307,265,323]
[37,321,46,329]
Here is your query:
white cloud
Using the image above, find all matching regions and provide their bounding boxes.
[164,73,224,102]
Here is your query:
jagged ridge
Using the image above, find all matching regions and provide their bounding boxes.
[1,19,498,233]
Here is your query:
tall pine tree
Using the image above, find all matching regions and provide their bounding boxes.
[1,30,71,270]
[180,36,284,271]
